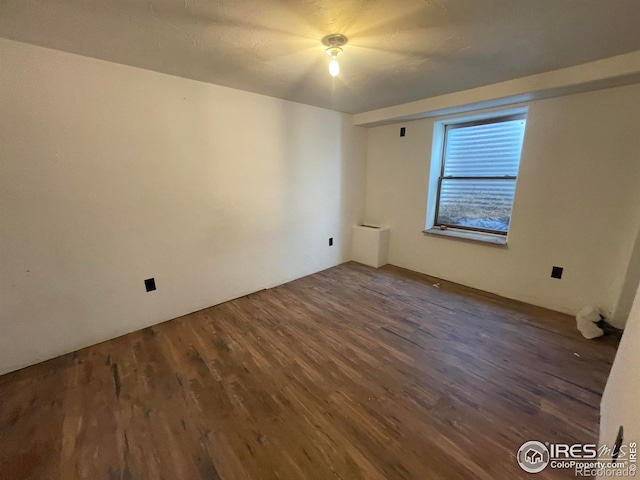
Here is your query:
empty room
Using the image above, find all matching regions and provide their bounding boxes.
[2,1,640,479]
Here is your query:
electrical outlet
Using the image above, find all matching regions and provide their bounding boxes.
[329,237,334,246]
[400,127,406,137]
[144,278,156,292]
[551,266,563,279]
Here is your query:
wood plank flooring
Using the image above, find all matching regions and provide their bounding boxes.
[0,262,619,479]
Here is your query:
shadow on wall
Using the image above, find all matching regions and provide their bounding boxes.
[340,116,367,261]
[613,223,640,327]
[269,103,360,284]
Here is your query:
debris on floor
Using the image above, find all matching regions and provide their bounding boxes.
[576,305,604,339]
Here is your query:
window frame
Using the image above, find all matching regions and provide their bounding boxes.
[432,112,527,237]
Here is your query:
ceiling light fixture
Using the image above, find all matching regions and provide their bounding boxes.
[322,34,348,77]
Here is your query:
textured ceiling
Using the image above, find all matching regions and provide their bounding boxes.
[2,0,640,114]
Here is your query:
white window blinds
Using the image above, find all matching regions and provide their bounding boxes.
[436,115,526,234]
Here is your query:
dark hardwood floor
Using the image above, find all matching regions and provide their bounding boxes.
[0,262,619,479]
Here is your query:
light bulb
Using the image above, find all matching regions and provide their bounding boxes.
[324,40,345,77]
[329,57,339,77]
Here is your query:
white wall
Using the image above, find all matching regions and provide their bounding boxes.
[0,39,367,375]
[363,84,640,323]
[613,224,640,323]
[599,270,640,477]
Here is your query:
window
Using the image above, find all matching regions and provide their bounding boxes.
[428,112,527,240]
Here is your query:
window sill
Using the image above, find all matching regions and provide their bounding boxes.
[422,227,508,246]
